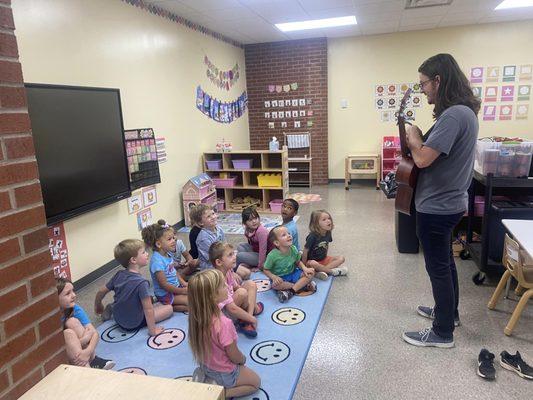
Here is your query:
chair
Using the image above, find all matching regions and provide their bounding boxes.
[487,233,533,335]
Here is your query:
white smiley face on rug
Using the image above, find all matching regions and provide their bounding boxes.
[272,307,306,326]
[147,328,185,350]
[175,376,193,381]
[119,367,147,375]
[250,340,290,365]
[101,324,139,343]
[236,388,270,400]
[253,279,271,292]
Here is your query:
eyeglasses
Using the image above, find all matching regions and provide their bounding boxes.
[419,78,434,88]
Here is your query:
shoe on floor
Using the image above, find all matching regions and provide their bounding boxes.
[277,290,294,303]
[331,266,348,276]
[253,301,264,316]
[90,355,115,370]
[102,304,113,322]
[500,351,533,380]
[237,321,257,338]
[315,271,329,281]
[478,349,496,380]
[402,327,454,348]
[305,281,317,293]
[417,305,461,327]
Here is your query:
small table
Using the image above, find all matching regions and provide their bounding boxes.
[345,154,380,190]
[19,365,224,400]
[502,219,533,258]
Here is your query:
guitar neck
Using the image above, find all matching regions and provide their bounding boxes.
[398,118,410,158]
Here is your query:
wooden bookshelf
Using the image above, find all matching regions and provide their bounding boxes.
[203,149,289,213]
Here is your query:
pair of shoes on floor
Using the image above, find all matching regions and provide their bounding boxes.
[478,349,533,381]
[330,266,348,276]
[90,355,115,370]
[101,304,113,322]
[237,320,257,338]
[417,305,461,327]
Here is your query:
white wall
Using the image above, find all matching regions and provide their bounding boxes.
[13,0,250,280]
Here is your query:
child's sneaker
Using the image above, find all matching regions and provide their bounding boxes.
[237,321,257,338]
[305,281,317,293]
[192,367,206,383]
[477,349,496,380]
[315,271,328,281]
[102,304,113,322]
[500,351,533,380]
[90,356,115,370]
[253,302,264,316]
[331,266,348,276]
[277,290,293,303]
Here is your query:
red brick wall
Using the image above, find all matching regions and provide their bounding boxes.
[245,38,328,184]
[0,2,67,398]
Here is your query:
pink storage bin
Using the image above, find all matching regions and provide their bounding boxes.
[206,159,223,170]
[269,199,283,213]
[469,195,509,216]
[232,159,253,169]
[212,176,237,188]
[217,198,225,211]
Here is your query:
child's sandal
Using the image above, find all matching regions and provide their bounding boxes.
[253,301,264,316]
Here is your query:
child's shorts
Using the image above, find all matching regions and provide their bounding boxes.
[156,292,174,305]
[118,318,146,331]
[203,365,240,388]
[280,269,303,284]
[307,256,333,266]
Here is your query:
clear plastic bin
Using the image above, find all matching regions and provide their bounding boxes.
[475,140,532,178]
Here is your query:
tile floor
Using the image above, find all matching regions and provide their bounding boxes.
[76,183,533,399]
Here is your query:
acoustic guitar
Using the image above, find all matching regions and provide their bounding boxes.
[394,88,418,216]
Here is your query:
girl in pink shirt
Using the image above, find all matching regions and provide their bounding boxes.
[188,269,260,398]
[236,206,273,270]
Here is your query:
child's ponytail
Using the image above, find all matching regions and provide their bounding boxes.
[141,219,173,250]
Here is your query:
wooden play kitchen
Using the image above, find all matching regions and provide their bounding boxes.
[203,149,289,213]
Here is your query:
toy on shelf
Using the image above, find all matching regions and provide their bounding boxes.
[182,173,217,226]
[230,196,261,211]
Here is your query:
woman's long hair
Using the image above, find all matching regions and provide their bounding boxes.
[188,269,225,365]
[418,53,481,119]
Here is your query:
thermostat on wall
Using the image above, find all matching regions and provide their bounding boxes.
[340,99,348,109]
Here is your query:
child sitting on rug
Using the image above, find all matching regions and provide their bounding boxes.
[57,278,115,370]
[94,239,173,336]
[196,206,250,280]
[302,210,348,278]
[188,269,261,398]
[236,206,272,271]
[210,241,264,338]
[281,198,300,250]
[264,225,316,303]
[169,225,198,277]
[142,220,188,312]
[188,204,210,265]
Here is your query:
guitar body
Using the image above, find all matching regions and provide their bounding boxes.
[395,157,418,215]
[394,88,419,216]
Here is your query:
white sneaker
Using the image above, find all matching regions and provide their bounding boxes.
[315,271,329,281]
[331,266,348,276]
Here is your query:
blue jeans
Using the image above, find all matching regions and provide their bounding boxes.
[416,211,463,339]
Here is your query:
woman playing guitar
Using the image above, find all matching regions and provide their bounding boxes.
[401,54,480,348]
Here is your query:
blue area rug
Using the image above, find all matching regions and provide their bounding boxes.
[96,271,332,400]
[178,214,299,235]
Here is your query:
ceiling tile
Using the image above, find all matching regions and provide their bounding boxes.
[298,0,354,12]
[354,0,404,16]
[398,22,438,31]
[304,6,357,20]
[244,0,310,23]
[179,0,242,12]
[321,24,362,38]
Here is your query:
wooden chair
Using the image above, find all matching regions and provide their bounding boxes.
[487,233,533,335]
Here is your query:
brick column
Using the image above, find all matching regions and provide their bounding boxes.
[245,38,328,184]
[0,1,67,399]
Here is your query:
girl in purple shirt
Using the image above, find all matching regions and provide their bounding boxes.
[236,206,273,270]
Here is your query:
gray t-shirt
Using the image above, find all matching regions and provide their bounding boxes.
[415,105,478,215]
[106,269,151,330]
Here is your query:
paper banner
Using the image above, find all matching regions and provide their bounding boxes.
[264,100,271,108]
[48,222,71,280]
[281,121,287,128]
[294,121,301,128]
[500,85,514,102]
[519,64,532,81]
[470,67,483,83]
[299,110,306,117]
[137,208,153,231]
[128,192,143,214]
[502,65,516,82]
[291,99,298,107]
[283,85,290,92]
[278,102,284,108]
[499,105,513,121]
[272,111,278,118]
[196,86,248,124]
[142,186,157,207]
[516,104,529,120]
[484,86,498,102]
[275,85,282,93]
[292,110,298,118]
[204,56,239,91]
[264,112,270,119]
[284,99,291,106]
[268,85,275,93]
[267,82,298,93]
[271,100,278,107]
[517,85,531,101]
[486,66,500,83]
[472,86,482,98]
[483,105,496,121]
[268,122,275,129]
[298,99,306,106]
